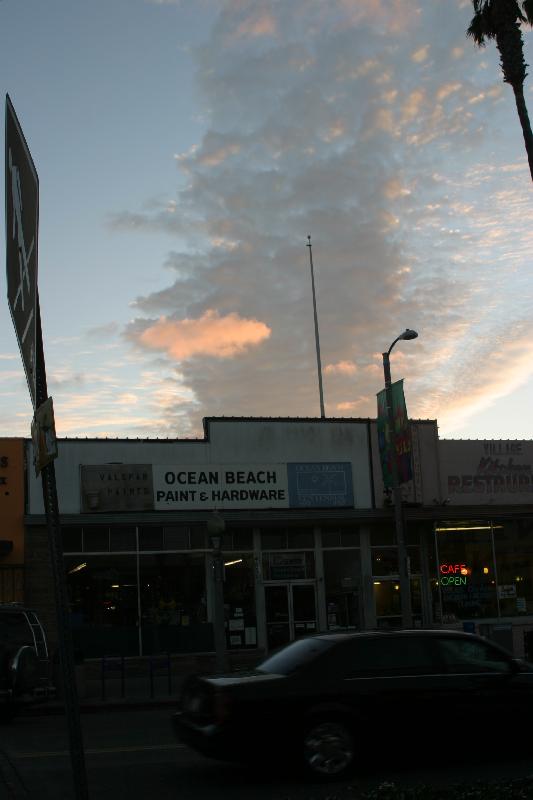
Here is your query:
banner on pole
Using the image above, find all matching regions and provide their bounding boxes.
[377,379,413,489]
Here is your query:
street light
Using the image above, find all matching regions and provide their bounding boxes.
[382,329,418,629]
[207,510,227,673]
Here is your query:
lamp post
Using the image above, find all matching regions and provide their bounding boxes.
[207,510,227,673]
[382,329,418,629]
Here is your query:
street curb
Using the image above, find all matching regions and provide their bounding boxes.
[21,698,179,716]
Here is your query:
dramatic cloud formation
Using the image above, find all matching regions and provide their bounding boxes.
[106,0,533,438]
[137,310,271,359]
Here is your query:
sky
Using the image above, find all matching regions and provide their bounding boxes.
[1,0,533,442]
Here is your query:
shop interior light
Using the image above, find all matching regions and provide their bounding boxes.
[435,525,503,532]
[111,584,120,588]
[373,581,381,585]
[224,558,243,567]
[68,562,87,575]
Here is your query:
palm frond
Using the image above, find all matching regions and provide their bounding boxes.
[522,0,533,25]
[467,12,487,44]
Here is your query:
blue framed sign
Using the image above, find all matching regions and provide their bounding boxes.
[287,462,354,508]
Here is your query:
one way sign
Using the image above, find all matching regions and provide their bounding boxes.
[5,94,39,409]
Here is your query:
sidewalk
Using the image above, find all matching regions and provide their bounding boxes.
[25,648,264,715]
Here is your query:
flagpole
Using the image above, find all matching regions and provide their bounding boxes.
[307,235,325,418]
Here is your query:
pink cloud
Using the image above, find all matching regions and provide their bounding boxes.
[138,310,271,360]
[235,10,277,38]
[325,360,358,376]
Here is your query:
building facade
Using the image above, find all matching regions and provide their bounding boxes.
[0,438,25,603]
[22,419,533,660]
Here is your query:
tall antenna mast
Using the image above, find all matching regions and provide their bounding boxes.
[307,235,325,418]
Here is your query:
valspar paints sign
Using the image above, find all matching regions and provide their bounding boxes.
[153,464,289,510]
[441,440,533,505]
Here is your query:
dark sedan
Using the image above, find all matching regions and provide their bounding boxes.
[172,629,533,778]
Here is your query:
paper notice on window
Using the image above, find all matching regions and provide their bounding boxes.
[245,627,257,646]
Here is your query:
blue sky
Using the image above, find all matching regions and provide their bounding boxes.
[1,0,533,441]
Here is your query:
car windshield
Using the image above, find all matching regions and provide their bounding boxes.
[256,637,335,676]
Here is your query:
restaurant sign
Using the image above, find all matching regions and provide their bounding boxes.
[441,440,533,505]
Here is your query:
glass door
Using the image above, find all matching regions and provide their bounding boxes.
[265,583,317,650]
[265,585,291,651]
[292,584,317,638]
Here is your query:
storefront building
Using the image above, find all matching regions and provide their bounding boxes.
[0,438,25,603]
[435,439,533,657]
[23,418,533,660]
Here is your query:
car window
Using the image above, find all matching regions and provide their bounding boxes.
[0,612,32,649]
[435,638,512,674]
[335,636,438,678]
[256,637,335,675]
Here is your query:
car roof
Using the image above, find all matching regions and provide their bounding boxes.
[0,604,37,614]
[312,629,482,642]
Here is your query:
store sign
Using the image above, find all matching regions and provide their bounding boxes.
[80,465,154,512]
[287,462,353,508]
[441,440,533,505]
[269,553,307,580]
[153,464,289,510]
[440,563,469,586]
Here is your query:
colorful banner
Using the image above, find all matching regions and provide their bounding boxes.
[376,379,413,488]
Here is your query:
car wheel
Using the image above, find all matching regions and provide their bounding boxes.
[302,719,355,779]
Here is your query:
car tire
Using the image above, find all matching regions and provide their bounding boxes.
[302,718,355,780]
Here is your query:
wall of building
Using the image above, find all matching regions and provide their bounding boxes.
[370,419,441,507]
[439,439,533,505]
[26,418,375,515]
[0,438,25,563]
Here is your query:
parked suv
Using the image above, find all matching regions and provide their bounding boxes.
[173,629,533,778]
[0,604,53,719]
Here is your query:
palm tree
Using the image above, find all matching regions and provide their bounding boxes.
[467,0,533,180]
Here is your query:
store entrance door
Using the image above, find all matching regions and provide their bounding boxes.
[265,583,317,651]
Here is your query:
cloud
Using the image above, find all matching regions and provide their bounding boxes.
[325,361,358,376]
[135,309,271,360]
[86,322,120,340]
[106,0,533,437]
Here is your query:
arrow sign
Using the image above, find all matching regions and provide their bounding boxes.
[5,94,39,409]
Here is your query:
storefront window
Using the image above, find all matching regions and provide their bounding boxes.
[374,578,422,628]
[223,554,256,648]
[221,529,254,551]
[65,555,139,658]
[139,526,164,551]
[260,527,314,550]
[372,548,398,575]
[110,526,136,552]
[321,525,359,548]
[262,551,315,581]
[323,550,360,629]
[139,553,209,655]
[63,526,83,552]
[433,524,498,622]
[83,526,110,552]
[494,520,533,616]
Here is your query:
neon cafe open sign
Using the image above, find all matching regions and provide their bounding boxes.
[440,564,469,586]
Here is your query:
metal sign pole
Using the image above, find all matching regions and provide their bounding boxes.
[36,315,89,800]
[5,95,89,800]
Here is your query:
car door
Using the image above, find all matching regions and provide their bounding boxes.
[431,635,530,747]
[327,635,442,747]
